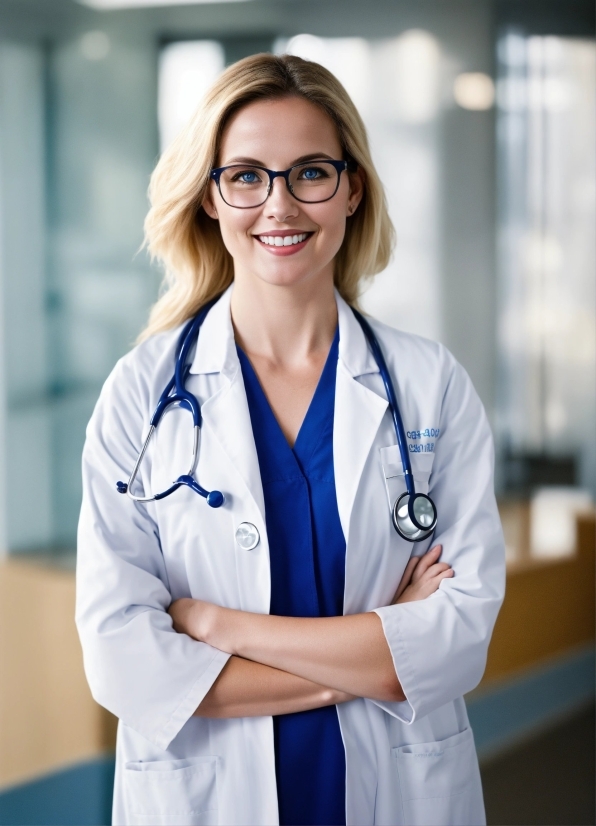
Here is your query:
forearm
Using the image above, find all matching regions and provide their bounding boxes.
[194,606,404,703]
[173,547,450,709]
[195,655,355,718]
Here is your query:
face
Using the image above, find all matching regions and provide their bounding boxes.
[202,96,364,292]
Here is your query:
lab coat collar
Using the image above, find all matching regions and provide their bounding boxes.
[333,291,388,546]
[187,281,387,546]
[335,290,379,379]
[188,286,236,377]
[188,285,380,381]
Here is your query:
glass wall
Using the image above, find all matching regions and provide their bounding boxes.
[2,2,592,554]
[496,33,596,495]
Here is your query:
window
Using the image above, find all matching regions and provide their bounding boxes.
[496,34,596,493]
[276,33,442,341]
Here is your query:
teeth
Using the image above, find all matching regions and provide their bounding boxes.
[257,233,308,246]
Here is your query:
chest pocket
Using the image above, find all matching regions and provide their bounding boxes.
[379,446,434,510]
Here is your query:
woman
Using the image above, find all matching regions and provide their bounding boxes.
[76,54,505,826]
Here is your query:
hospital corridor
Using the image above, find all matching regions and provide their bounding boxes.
[0,0,594,824]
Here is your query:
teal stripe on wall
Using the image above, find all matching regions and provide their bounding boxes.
[467,645,596,759]
[0,758,114,826]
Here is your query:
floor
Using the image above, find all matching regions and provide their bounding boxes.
[481,704,595,826]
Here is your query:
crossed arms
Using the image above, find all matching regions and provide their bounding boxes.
[167,545,452,718]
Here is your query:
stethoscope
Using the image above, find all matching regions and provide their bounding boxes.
[117,300,437,542]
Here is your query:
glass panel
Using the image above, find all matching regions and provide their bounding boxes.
[275,33,442,342]
[496,33,596,495]
[158,40,225,152]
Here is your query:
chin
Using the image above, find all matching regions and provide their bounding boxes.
[254,259,322,290]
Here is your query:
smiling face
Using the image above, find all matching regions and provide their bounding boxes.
[202,95,363,293]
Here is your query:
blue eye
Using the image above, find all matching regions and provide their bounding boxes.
[239,171,259,183]
[302,168,321,180]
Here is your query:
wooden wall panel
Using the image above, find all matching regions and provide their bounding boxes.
[483,514,595,684]
[0,559,116,789]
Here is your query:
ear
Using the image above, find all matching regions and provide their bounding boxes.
[202,185,219,220]
[347,166,365,216]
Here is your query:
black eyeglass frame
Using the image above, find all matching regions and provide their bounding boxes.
[209,159,358,208]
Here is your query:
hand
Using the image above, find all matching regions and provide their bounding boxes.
[391,545,453,604]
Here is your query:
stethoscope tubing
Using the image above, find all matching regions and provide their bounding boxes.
[352,310,414,496]
[118,300,437,538]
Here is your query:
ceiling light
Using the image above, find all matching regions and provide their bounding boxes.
[453,72,495,110]
[76,0,254,10]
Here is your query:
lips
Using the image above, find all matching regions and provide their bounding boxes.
[256,232,310,247]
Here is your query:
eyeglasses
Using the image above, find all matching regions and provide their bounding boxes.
[210,159,357,209]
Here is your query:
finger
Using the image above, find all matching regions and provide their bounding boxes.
[397,557,420,594]
[419,561,452,581]
[393,556,420,601]
[428,568,454,587]
[411,545,442,582]
[417,568,454,599]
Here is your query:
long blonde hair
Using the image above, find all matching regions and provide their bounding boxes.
[140,52,394,341]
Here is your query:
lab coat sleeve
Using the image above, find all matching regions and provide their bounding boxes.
[373,351,505,723]
[75,353,230,751]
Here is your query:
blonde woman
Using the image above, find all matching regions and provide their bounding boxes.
[76,54,505,826]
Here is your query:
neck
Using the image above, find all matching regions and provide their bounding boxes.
[230,272,338,367]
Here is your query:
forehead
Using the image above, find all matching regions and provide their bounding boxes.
[218,96,342,166]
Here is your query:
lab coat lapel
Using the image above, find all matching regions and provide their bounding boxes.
[189,288,265,520]
[334,294,388,544]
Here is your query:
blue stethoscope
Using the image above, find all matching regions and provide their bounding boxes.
[117,300,437,542]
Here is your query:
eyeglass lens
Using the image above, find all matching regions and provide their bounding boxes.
[218,162,341,207]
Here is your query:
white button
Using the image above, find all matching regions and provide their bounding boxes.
[235,522,260,551]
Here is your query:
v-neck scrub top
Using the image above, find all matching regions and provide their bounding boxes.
[237,329,347,826]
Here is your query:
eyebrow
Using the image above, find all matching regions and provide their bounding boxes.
[221,152,337,167]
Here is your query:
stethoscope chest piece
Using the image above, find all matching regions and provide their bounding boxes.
[392,492,437,542]
[118,301,439,543]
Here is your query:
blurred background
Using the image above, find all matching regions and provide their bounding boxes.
[0,0,593,823]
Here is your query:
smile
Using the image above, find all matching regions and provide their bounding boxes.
[256,232,311,247]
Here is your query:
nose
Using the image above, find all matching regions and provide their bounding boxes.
[264,175,300,222]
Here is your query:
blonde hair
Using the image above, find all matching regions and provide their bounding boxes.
[140,52,394,340]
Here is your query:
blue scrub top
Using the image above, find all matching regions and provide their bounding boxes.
[237,329,346,826]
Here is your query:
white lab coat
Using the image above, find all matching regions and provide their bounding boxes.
[76,287,505,826]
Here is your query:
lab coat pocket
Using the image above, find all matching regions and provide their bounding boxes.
[124,757,219,826]
[379,446,434,515]
[392,728,484,826]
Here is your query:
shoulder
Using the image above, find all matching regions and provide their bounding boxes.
[366,315,458,384]
[363,315,483,425]
[116,327,181,385]
[93,326,183,426]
